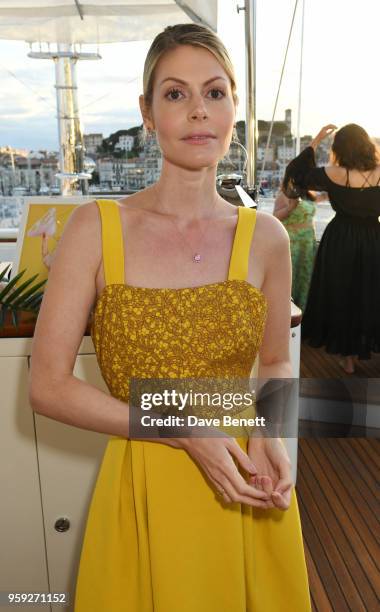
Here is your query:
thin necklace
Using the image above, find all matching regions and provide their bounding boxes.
[153,185,219,264]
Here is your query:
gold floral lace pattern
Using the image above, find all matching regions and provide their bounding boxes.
[91,279,267,402]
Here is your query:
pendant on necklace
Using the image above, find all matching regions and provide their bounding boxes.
[193,254,201,263]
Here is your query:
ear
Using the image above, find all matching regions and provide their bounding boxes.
[139,94,154,131]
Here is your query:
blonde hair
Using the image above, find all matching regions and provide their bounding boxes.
[142,23,238,113]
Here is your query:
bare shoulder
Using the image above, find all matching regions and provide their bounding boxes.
[324,164,342,178]
[66,199,101,232]
[254,209,290,254]
[61,199,102,265]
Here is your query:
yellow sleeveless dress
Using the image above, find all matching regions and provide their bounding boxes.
[74,200,311,612]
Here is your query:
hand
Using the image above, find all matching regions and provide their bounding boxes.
[247,437,293,511]
[178,434,274,508]
[311,124,337,149]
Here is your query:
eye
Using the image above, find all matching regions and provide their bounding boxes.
[207,88,225,100]
[165,87,184,101]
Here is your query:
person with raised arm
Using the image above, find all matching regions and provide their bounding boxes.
[283,123,380,374]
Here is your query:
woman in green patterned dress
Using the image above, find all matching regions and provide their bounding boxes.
[273,189,318,312]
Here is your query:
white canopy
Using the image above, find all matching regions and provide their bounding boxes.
[0,0,217,44]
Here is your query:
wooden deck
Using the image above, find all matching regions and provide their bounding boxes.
[297,438,380,612]
[300,342,380,378]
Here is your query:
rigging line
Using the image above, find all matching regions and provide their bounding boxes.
[0,62,56,112]
[74,0,84,20]
[77,76,139,112]
[257,0,299,193]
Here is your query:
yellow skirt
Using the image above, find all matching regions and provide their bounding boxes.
[74,436,311,611]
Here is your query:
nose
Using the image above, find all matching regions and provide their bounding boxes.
[189,94,208,121]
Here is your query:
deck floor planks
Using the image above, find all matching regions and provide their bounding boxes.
[297,438,380,611]
[303,536,333,612]
[297,467,366,611]
[335,438,380,500]
[297,489,350,611]
[347,438,379,482]
[325,439,380,535]
[357,437,380,471]
[300,343,380,379]
[301,440,379,601]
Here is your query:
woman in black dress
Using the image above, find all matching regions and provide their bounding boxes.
[283,123,380,374]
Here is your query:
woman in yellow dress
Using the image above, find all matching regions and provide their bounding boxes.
[29,24,311,612]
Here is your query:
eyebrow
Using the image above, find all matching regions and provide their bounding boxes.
[159,76,228,87]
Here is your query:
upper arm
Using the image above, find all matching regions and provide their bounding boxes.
[273,191,289,216]
[29,201,102,400]
[257,214,292,366]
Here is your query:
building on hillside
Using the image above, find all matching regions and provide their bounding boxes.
[257,146,275,163]
[115,135,134,152]
[97,156,145,190]
[84,133,103,156]
[0,150,59,195]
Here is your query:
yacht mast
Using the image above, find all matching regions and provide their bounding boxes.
[296,0,305,155]
[243,0,257,197]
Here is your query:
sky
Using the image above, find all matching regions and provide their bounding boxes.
[0,0,379,151]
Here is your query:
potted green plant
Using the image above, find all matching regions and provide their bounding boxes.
[0,263,47,330]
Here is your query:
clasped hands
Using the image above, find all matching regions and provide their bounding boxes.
[245,436,293,510]
[174,428,294,511]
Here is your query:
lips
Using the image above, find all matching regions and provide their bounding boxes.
[182,133,216,145]
[182,133,216,140]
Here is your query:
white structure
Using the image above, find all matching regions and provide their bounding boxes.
[115,135,134,152]
[257,146,274,163]
[0,152,59,195]
[97,156,145,190]
[277,143,296,163]
[84,133,103,155]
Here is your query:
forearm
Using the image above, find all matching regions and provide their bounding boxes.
[29,374,182,448]
[255,360,295,438]
[29,374,132,436]
[309,137,320,151]
[258,360,293,380]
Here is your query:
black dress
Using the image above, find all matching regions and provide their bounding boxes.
[283,146,380,360]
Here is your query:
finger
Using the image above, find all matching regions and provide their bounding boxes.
[226,438,257,475]
[218,475,276,509]
[220,454,270,501]
[271,490,291,511]
[228,472,271,501]
[218,489,233,504]
[220,476,272,507]
[260,476,274,496]
[207,474,233,504]
[274,477,293,495]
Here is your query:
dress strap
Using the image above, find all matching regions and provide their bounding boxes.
[345,168,350,187]
[228,207,257,281]
[95,199,125,286]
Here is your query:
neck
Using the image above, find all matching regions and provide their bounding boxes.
[148,162,223,221]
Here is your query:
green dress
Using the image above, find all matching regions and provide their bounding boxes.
[282,198,317,312]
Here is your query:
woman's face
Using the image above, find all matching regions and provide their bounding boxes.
[141,44,236,170]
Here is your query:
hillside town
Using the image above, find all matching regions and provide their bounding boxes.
[0,109,334,197]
